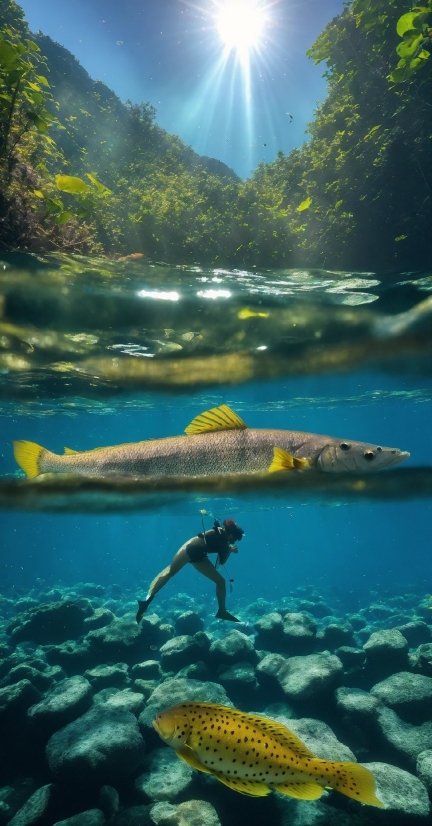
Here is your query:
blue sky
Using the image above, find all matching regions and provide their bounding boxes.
[19,0,344,178]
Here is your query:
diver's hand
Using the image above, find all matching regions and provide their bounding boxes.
[229,545,238,553]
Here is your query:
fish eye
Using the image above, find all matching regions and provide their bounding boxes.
[364,450,375,461]
[340,443,351,451]
[377,446,382,451]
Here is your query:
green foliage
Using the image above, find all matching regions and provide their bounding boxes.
[390,1,432,81]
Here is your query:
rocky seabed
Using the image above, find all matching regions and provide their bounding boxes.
[0,583,431,826]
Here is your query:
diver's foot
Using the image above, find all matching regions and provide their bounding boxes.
[136,599,150,624]
[215,609,240,622]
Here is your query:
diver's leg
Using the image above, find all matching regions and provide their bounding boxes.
[136,547,189,623]
[191,557,239,622]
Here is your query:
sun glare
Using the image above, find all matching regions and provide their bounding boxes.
[216,0,265,57]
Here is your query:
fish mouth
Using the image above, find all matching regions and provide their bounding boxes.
[389,450,410,466]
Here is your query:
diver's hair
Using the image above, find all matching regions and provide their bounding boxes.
[222,518,244,540]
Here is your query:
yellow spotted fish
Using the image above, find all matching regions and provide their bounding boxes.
[153,702,383,806]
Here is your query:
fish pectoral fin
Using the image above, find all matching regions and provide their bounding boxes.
[13,440,44,478]
[176,745,212,774]
[214,775,270,797]
[185,404,247,435]
[64,447,78,454]
[272,781,325,800]
[268,447,310,473]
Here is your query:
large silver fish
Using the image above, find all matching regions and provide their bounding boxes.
[13,404,409,478]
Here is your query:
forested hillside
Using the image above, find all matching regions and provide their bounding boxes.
[0,0,431,269]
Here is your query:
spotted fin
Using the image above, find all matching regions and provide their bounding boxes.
[271,780,324,800]
[250,716,316,758]
[214,774,270,797]
[268,447,310,473]
[64,447,78,454]
[316,760,384,807]
[176,745,212,774]
[185,404,247,435]
[13,440,44,478]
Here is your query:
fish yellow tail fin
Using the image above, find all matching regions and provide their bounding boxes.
[316,760,383,808]
[13,440,44,478]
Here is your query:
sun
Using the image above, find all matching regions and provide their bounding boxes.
[216,0,266,58]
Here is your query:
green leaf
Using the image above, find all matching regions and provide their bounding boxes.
[46,198,64,215]
[396,12,420,36]
[55,175,88,194]
[27,81,41,92]
[56,211,74,224]
[86,172,113,195]
[297,197,312,212]
[363,125,381,140]
[33,190,45,199]
[26,111,49,131]
[26,40,41,52]
[396,32,423,57]
[35,75,50,86]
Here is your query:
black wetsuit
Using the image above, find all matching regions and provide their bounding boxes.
[185,528,231,564]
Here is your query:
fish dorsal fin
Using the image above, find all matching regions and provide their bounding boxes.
[271,780,324,800]
[251,716,316,759]
[268,447,310,473]
[214,774,270,797]
[185,404,247,435]
[176,745,212,774]
[64,447,78,454]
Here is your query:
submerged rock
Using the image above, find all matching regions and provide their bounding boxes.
[84,663,129,691]
[150,800,221,826]
[53,811,106,826]
[174,611,204,636]
[27,675,92,732]
[397,621,431,648]
[417,749,432,794]
[134,747,193,802]
[46,706,145,785]
[277,652,343,702]
[413,643,432,676]
[139,678,232,729]
[83,608,115,631]
[111,805,152,826]
[363,629,409,679]
[288,718,356,762]
[363,761,430,817]
[86,615,160,664]
[371,671,432,723]
[159,633,210,672]
[7,784,55,826]
[6,600,92,645]
[209,629,257,666]
[376,705,432,764]
[131,660,163,681]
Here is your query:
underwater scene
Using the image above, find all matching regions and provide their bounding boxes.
[1,1,432,825]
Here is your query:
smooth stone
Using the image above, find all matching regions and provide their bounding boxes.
[159,633,210,672]
[139,678,232,729]
[253,613,285,651]
[334,646,365,670]
[255,653,286,688]
[416,749,432,793]
[362,761,430,816]
[371,671,432,723]
[0,779,37,826]
[316,622,354,650]
[111,805,152,826]
[131,660,163,680]
[174,611,204,636]
[150,800,221,826]
[278,653,343,701]
[83,609,114,631]
[336,686,381,719]
[175,661,209,681]
[287,718,356,762]
[376,705,432,764]
[209,629,257,666]
[27,676,92,731]
[86,615,161,664]
[280,613,317,655]
[99,786,119,819]
[8,785,55,826]
[46,706,145,785]
[217,660,259,696]
[84,664,129,691]
[0,680,40,723]
[135,747,193,801]
[45,641,94,676]
[413,643,432,676]
[397,621,431,648]
[133,680,159,700]
[94,689,144,716]
[363,629,409,676]
[6,600,92,645]
[0,664,54,692]
[53,810,106,826]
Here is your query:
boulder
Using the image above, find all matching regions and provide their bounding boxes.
[86,616,160,664]
[175,661,209,681]
[111,806,152,826]
[254,612,285,651]
[84,664,129,691]
[93,689,144,717]
[376,705,432,765]
[83,609,114,631]
[209,629,257,666]
[53,811,106,826]
[413,643,432,676]
[287,718,356,762]
[0,779,37,826]
[334,646,365,671]
[45,641,94,676]
[27,675,92,732]
[277,653,343,702]
[316,622,354,651]
[99,786,119,820]
[159,633,210,672]
[417,749,432,794]
[150,800,221,826]
[174,612,204,636]
[363,629,409,679]
[131,660,163,681]
[0,680,40,727]
[134,747,193,801]
[371,672,432,724]
[217,660,260,701]
[7,785,55,826]
[6,600,92,645]
[362,761,430,817]
[139,678,232,729]
[397,621,431,648]
[255,653,286,690]
[336,687,381,721]
[46,706,145,785]
[0,664,54,693]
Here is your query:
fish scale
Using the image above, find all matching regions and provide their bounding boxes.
[153,702,384,806]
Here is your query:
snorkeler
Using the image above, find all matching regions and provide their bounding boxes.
[136,518,244,624]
